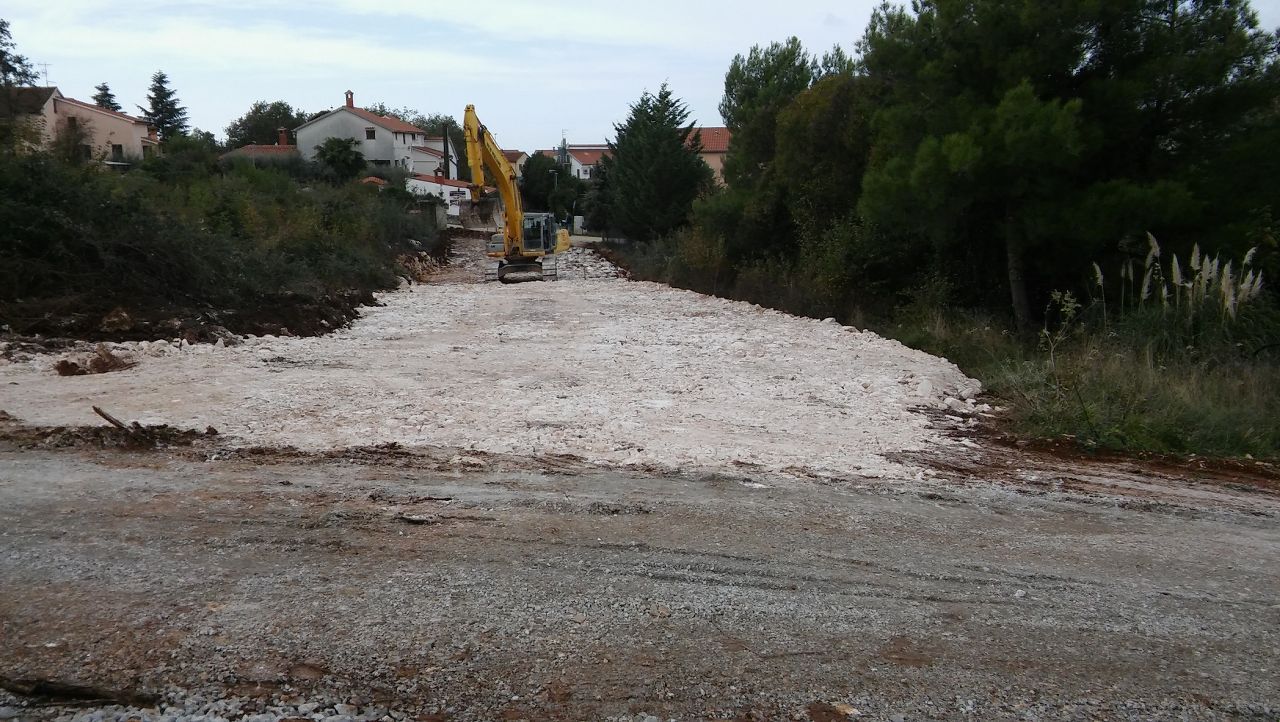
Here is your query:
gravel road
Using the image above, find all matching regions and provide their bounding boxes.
[1,445,1277,721]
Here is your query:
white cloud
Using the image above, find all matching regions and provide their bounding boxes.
[4,0,887,149]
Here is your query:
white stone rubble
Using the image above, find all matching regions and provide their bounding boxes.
[1,278,979,479]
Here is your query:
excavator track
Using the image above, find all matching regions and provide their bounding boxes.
[541,256,559,282]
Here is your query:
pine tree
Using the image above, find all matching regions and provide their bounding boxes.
[92,82,121,111]
[137,70,189,141]
[0,19,37,87]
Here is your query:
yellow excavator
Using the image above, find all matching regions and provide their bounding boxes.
[461,104,570,282]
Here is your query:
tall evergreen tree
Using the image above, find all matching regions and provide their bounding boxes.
[91,82,121,111]
[606,83,713,242]
[855,0,1279,330]
[0,19,37,87]
[719,37,816,190]
[137,70,188,141]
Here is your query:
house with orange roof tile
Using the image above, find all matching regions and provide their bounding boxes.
[501,149,528,179]
[295,90,456,174]
[691,126,731,183]
[534,144,610,181]
[1,86,159,165]
[221,128,298,162]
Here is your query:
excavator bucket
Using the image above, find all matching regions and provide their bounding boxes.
[458,197,500,231]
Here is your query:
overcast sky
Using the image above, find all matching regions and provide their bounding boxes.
[6,0,1280,152]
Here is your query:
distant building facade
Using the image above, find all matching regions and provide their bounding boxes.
[296,90,443,170]
[691,126,731,183]
[535,144,610,180]
[1,86,159,164]
[221,127,299,162]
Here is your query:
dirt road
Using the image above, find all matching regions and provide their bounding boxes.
[2,246,1278,721]
[1,443,1277,722]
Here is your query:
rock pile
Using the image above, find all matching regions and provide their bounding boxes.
[551,248,624,281]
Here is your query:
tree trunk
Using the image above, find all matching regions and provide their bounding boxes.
[1005,228,1033,334]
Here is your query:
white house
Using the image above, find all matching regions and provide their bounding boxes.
[534,144,609,180]
[409,136,460,179]
[407,173,475,219]
[295,90,433,169]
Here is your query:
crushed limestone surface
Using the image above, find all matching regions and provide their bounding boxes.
[1,277,977,479]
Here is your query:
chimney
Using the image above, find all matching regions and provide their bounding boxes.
[345,90,354,108]
[277,127,288,146]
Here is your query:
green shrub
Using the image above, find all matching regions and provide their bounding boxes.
[0,150,436,314]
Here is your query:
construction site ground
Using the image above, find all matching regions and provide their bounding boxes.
[1,238,1277,721]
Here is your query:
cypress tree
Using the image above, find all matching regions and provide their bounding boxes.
[92,82,121,111]
[137,70,189,140]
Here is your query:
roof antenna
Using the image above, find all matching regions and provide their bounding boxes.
[37,62,51,86]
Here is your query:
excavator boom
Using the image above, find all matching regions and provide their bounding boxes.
[462,104,524,256]
[460,105,570,282]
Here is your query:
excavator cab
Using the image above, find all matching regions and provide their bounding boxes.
[522,213,557,254]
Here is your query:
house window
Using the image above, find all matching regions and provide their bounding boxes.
[365,128,376,140]
[66,117,78,131]
[78,144,92,160]
[111,144,124,162]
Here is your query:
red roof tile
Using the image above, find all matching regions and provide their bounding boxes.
[692,126,731,153]
[568,148,609,166]
[221,144,299,158]
[345,107,426,134]
[502,149,527,163]
[410,173,473,189]
[58,95,150,125]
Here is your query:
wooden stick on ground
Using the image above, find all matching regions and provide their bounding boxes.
[91,405,129,430]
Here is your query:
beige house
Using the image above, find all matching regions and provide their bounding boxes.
[1,87,159,164]
[691,126,731,183]
[501,149,529,179]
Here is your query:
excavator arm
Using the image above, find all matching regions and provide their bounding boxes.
[462,104,525,256]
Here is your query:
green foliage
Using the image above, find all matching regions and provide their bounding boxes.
[137,70,189,141]
[604,83,713,242]
[0,149,435,312]
[606,1,1280,458]
[91,82,121,111]
[226,100,308,148]
[855,0,1279,327]
[719,37,817,189]
[314,137,367,182]
[583,158,613,233]
[139,131,221,183]
[518,152,585,218]
[519,152,558,210]
[774,73,875,234]
[0,19,36,87]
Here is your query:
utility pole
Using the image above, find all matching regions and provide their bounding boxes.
[441,120,451,179]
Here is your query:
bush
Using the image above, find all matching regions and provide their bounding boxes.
[0,150,436,317]
[889,302,1280,459]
